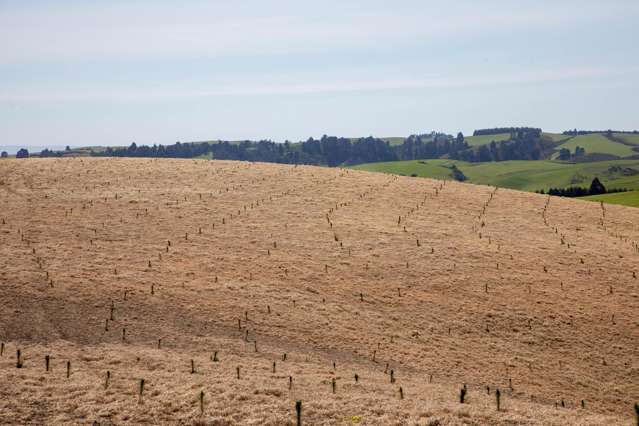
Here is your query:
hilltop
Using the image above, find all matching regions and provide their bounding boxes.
[0,158,638,424]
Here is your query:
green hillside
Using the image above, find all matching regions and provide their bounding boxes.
[381,137,406,146]
[583,190,639,207]
[543,132,572,142]
[463,132,568,147]
[613,133,639,145]
[464,133,511,146]
[352,159,639,195]
[553,134,637,158]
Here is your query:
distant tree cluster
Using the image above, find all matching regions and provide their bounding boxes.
[453,129,551,162]
[398,133,468,161]
[562,129,639,135]
[472,127,542,136]
[1,151,8,158]
[557,146,585,161]
[40,148,64,157]
[537,177,628,197]
[300,136,397,166]
[92,137,399,166]
[16,148,29,158]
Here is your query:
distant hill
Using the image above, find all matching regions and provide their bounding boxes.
[552,133,638,159]
[352,159,639,207]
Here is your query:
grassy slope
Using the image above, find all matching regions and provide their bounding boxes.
[352,159,639,193]
[583,190,639,207]
[381,137,406,146]
[614,132,639,145]
[464,132,568,147]
[464,133,511,146]
[351,159,455,180]
[553,134,636,158]
[543,132,572,142]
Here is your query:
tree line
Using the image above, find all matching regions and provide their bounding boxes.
[563,129,639,135]
[88,129,548,166]
[453,129,553,162]
[472,127,542,136]
[5,127,562,166]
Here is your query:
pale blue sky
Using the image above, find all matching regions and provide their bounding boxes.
[1,0,638,150]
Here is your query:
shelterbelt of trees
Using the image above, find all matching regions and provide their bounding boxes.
[78,127,551,166]
[20,127,639,166]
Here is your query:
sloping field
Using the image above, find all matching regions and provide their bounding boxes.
[553,134,636,158]
[613,133,639,146]
[464,133,511,147]
[584,190,639,208]
[543,133,572,143]
[353,159,639,194]
[380,137,406,146]
[463,132,568,147]
[0,158,638,425]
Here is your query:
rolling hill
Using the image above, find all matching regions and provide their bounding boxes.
[464,133,512,147]
[583,190,639,208]
[0,158,637,424]
[352,159,639,206]
[459,131,638,160]
[552,134,638,159]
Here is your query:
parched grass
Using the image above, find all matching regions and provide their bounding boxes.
[1,158,638,424]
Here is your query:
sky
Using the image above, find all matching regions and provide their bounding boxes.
[1,0,638,150]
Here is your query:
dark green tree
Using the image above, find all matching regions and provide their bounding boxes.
[557,148,571,161]
[589,177,606,195]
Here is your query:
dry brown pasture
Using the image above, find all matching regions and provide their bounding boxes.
[0,157,638,425]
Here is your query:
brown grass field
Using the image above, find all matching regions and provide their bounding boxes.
[0,157,638,425]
